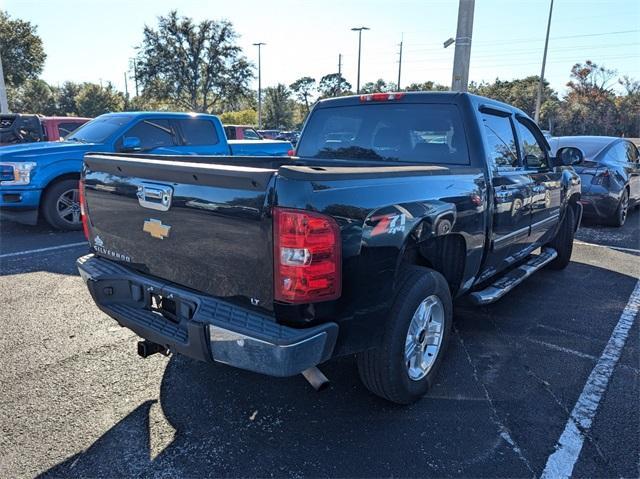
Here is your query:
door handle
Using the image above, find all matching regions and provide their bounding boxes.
[137,183,173,211]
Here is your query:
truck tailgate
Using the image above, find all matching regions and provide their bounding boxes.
[82,153,277,309]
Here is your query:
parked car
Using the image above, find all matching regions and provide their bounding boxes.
[257,129,281,139]
[275,131,300,146]
[0,112,292,230]
[0,114,90,145]
[223,125,263,140]
[77,92,581,404]
[549,136,639,226]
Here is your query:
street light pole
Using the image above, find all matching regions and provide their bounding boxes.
[253,42,265,128]
[451,0,475,92]
[351,27,369,93]
[397,34,404,91]
[534,0,554,123]
[0,49,9,113]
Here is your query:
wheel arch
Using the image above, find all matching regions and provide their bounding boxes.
[40,172,81,209]
[396,228,467,297]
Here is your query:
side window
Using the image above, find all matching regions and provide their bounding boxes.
[481,112,519,168]
[243,128,261,140]
[516,119,548,169]
[623,142,639,163]
[124,119,175,150]
[58,122,83,138]
[179,119,218,145]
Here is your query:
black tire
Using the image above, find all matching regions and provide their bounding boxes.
[356,266,453,404]
[611,189,629,227]
[546,204,576,270]
[41,178,82,231]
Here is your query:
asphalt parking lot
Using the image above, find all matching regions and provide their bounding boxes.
[0,212,638,478]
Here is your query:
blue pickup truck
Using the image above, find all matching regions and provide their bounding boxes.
[0,112,292,230]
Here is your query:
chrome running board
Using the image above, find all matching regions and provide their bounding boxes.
[468,247,558,305]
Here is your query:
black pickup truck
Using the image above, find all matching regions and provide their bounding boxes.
[77,92,582,404]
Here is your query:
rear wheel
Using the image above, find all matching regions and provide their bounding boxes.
[611,189,629,227]
[356,266,452,404]
[546,205,576,270]
[41,178,82,231]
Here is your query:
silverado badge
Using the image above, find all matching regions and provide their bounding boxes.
[143,219,171,239]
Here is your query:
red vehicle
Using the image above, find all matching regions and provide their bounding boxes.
[222,124,263,140]
[0,114,90,145]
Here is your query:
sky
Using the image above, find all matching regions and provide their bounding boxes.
[3,0,640,98]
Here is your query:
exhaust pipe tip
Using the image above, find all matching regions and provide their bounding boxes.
[301,366,330,391]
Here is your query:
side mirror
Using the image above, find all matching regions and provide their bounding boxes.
[121,136,142,152]
[554,146,584,167]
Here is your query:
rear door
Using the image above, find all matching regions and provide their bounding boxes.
[515,116,562,245]
[480,108,533,274]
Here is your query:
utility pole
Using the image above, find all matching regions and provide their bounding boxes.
[133,59,139,96]
[253,42,265,128]
[0,49,8,113]
[351,27,369,93]
[535,0,554,123]
[338,53,342,76]
[397,34,404,91]
[451,0,475,92]
[124,72,129,98]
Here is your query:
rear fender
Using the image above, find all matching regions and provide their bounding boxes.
[362,199,458,289]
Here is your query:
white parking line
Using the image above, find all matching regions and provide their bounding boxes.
[541,279,640,478]
[574,240,640,254]
[0,242,88,259]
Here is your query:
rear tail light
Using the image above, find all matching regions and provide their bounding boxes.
[287,149,295,156]
[360,92,405,102]
[273,207,341,303]
[78,179,90,240]
[591,168,610,185]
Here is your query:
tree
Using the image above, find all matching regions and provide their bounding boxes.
[0,11,46,87]
[218,109,257,125]
[555,61,618,136]
[135,11,253,113]
[58,82,82,115]
[404,81,448,92]
[8,79,57,115]
[566,60,616,96]
[318,73,352,98]
[263,84,294,129]
[470,76,558,120]
[289,77,316,113]
[75,83,125,117]
[360,78,394,94]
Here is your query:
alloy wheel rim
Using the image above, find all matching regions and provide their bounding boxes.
[620,193,628,223]
[404,295,445,381]
[56,188,81,225]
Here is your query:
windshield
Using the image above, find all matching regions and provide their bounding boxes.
[67,115,132,143]
[297,103,469,164]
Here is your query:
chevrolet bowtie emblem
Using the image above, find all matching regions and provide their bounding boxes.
[143,219,171,239]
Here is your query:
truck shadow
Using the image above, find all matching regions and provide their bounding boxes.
[39,259,639,478]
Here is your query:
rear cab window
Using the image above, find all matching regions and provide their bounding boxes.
[296,103,469,165]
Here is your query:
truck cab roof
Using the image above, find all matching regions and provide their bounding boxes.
[316,91,530,118]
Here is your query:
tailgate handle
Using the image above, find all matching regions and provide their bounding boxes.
[137,183,173,211]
